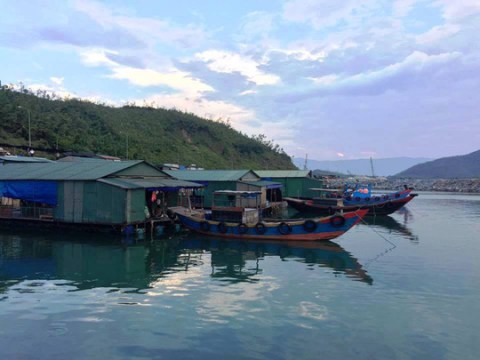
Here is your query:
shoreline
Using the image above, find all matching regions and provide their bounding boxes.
[322,178,480,193]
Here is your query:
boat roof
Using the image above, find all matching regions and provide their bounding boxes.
[309,188,341,192]
[214,190,262,195]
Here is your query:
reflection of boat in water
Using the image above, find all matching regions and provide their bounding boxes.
[175,235,373,284]
[0,231,372,292]
[362,213,418,242]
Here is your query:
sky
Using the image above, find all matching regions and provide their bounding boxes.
[1,0,479,161]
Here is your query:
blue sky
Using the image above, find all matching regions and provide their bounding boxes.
[1,0,479,161]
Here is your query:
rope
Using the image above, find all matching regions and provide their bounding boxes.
[354,210,397,269]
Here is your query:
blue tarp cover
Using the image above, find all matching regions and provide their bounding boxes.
[0,181,58,205]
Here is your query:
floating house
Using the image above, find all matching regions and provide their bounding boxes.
[0,160,202,232]
[253,170,324,198]
[164,170,282,208]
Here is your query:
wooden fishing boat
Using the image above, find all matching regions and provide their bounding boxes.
[285,184,417,216]
[173,190,368,241]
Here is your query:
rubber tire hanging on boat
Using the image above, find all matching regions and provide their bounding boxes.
[255,222,266,235]
[330,215,346,228]
[278,222,292,235]
[303,219,317,232]
[238,223,248,234]
[166,209,177,220]
[200,221,210,232]
[218,222,228,233]
[395,193,400,198]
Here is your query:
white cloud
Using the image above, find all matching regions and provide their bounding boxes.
[435,0,480,21]
[283,0,374,29]
[73,0,207,48]
[416,24,461,44]
[310,50,462,92]
[80,48,214,95]
[50,76,64,86]
[393,0,418,17]
[195,50,281,85]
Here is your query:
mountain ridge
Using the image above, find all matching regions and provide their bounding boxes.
[294,156,432,176]
[0,86,295,169]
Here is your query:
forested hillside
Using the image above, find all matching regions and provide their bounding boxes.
[0,85,295,169]
[394,150,480,178]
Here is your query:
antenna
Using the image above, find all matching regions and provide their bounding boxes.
[370,157,375,177]
[303,153,308,170]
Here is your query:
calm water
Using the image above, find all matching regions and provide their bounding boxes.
[1,193,479,359]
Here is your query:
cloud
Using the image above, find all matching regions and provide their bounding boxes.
[283,0,375,29]
[416,24,461,44]
[50,76,64,86]
[72,0,207,49]
[195,50,281,85]
[81,49,214,94]
[288,50,462,99]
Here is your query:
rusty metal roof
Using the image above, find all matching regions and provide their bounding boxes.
[164,169,257,181]
[254,170,311,178]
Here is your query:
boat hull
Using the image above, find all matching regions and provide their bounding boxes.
[175,209,368,241]
[285,193,417,216]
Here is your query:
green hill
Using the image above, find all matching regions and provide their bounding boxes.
[394,150,480,178]
[0,85,294,169]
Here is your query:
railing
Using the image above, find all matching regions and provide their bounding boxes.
[0,206,54,220]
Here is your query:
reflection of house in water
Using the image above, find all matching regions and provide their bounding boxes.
[0,232,373,292]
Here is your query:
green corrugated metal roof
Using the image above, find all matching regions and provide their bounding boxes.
[238,180,283,189]
[0,156,54,163]
[164,169,255,181]
[98,178,203,189]
[254,170,310,178]
[0,160,153,180]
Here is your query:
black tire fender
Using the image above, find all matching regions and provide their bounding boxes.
[330,215,346,228]
[255,222,266,235]
[278,222,292,235]
[238,223,248,234]
[303,219,317,232]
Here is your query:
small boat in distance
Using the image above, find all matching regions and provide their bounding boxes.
[173,190,368,241]
[285,183,417,216]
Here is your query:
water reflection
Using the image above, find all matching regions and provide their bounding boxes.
[0,230,373,295]
[363,209,418,243]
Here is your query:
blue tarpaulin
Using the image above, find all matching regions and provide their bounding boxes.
[0,181,58,205]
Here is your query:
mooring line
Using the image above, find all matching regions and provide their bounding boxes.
[354,210,397,269]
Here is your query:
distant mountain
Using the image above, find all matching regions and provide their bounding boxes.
[294,157,432,177]
[394,150,480,178]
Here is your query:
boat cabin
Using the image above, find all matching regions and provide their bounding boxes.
[210,190,262,225]
[309,188,345,206]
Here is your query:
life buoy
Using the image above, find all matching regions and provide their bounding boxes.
[255,222,266,235]
[218,222,228,233]
[238,223,248,234]
[200,221,210,231]
[330,215,346,228]
[365,197,370,202]
[395,193,400,199]
[303,219,317,232]
[278,222,292,235]
[386,201,393,208]
[166,209,176,220]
